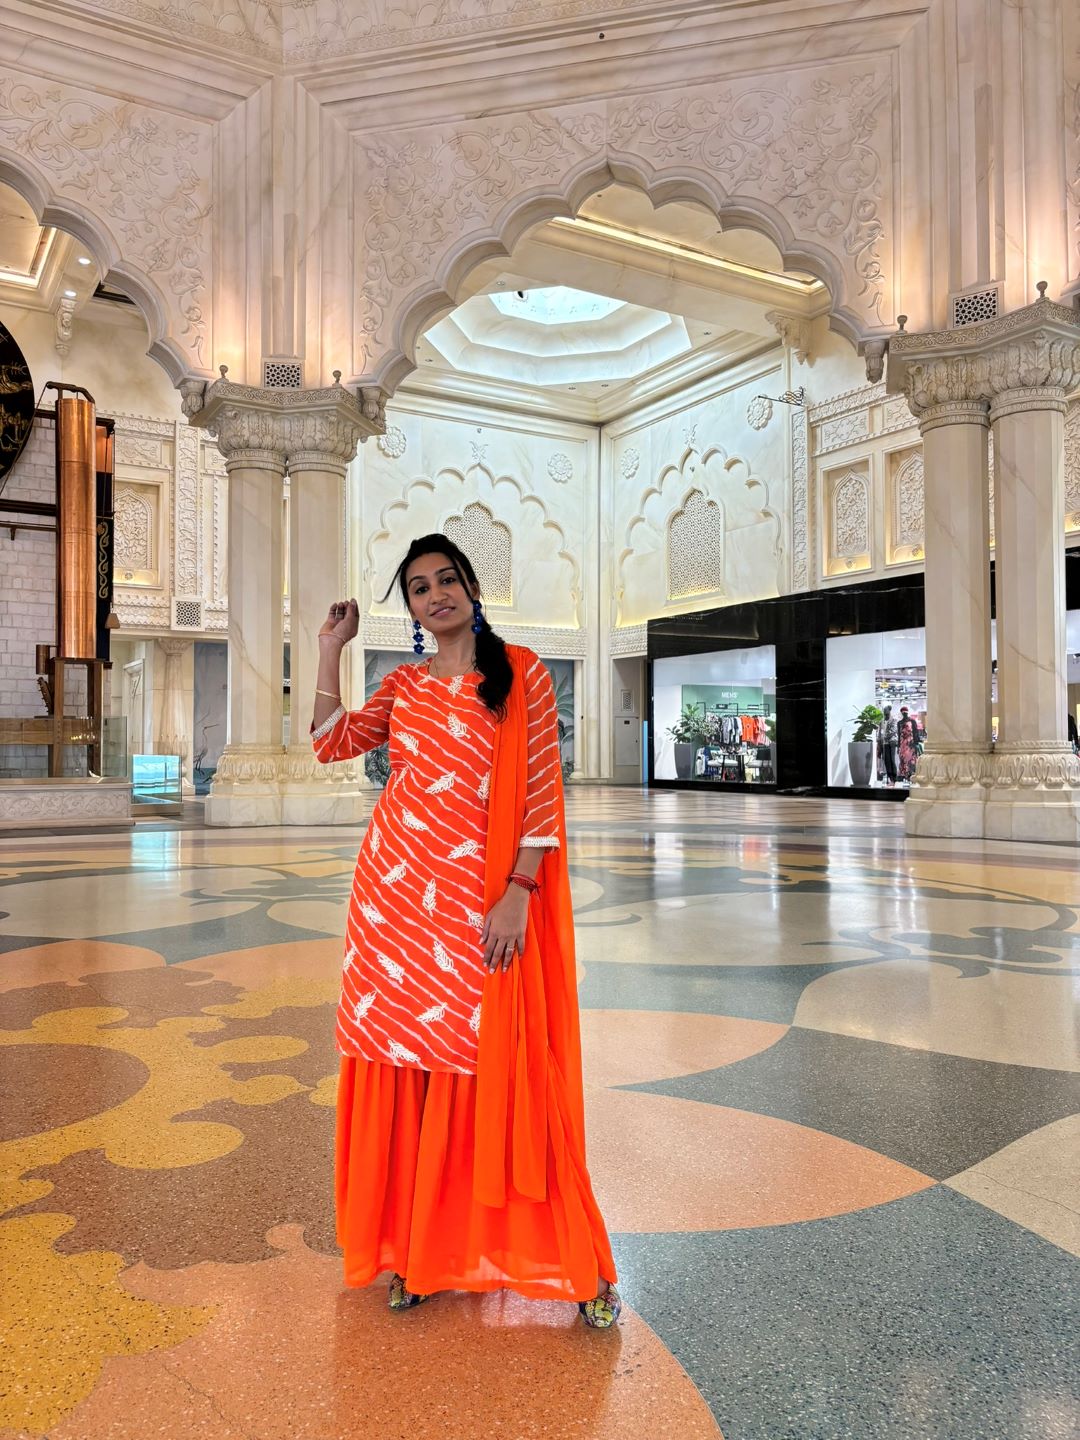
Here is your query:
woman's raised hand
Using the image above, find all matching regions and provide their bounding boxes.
[320,598,359,645]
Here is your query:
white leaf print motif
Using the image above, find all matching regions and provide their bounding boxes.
[399,732,420,755]
[383,862,407,884]
[353,991,376,1022]
[388,1039,421,1064]
[401,810,429,831]
[448,674,464,697]
[426,772,456,793]
[449,840,478,860]
[447,713,467,740]
[376,952,404,983]
[423,879,437,914]
[433,940,459,977]
[469,1003,482,1034]
[370,822,381,854]
[465,909,484,931]
[477,773,490,800]
[419,1003,446,1025]
[360,902,385,926]
[343,946,358,973]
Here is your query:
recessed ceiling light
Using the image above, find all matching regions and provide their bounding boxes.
[63,289,76,298]
[77,256,92,266]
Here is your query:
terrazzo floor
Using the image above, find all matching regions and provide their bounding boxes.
[1,787,1078,1439]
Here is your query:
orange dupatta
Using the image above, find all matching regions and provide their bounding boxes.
[473,646,585,1207]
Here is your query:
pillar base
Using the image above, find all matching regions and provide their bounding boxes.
[984,746,1080,842]
[279,746,369,826]
[903,748,992,838]
[204,744,284,827]
[205,746,372,827]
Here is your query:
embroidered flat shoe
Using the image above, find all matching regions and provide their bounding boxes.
[388,1273,430,1311]
[579,1283,622,1329]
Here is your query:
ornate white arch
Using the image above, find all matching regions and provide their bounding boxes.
[354,60,894,392]
[0,80,214,386]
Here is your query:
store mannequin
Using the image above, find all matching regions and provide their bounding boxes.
[897,705,920,783]
[878,704,899,787]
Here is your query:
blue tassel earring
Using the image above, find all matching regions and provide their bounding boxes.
[471,598,484,636]
[412,618,425,655]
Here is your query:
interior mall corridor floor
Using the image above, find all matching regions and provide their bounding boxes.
[1,787,1077,1440]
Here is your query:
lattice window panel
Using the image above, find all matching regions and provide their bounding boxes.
[667,490,724,599]
[172,597,204,631]
[444,503,513,606]
[262,358,303,388]
[950,286,999,328]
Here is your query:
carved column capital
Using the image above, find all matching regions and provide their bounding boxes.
[887,293,1080,422]
[185,378,378,473]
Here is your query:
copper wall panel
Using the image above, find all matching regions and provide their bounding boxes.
[56,394,97,659]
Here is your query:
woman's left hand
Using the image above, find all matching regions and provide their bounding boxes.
[481,887,530,972]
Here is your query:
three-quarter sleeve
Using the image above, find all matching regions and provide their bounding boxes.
[311,669,397,763]
[520,654,563,849]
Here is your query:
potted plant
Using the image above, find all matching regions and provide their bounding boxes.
[666,703,710,780]
[848,704,883,787]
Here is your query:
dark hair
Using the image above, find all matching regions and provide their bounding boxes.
[381,534,513,719]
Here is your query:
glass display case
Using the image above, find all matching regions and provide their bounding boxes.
[131,753,182,809]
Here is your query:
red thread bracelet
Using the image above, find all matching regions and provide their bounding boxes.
[508,871,540,895]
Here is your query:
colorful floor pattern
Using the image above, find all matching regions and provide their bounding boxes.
[1,788,1078,1439]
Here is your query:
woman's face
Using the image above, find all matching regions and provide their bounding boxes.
[405,553,477,639]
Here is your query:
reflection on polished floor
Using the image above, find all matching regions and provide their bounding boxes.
[1,788,1078,1440]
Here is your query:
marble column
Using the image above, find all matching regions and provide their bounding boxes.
[984,311,1080,841]
[888,291,1080,841]
[183,374,379,827]
[205,446,286,826]
[154,638,195,795]
[282,440,368,824]
[904,386,993,836]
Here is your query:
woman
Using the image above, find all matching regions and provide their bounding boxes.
[310,535,620,1327]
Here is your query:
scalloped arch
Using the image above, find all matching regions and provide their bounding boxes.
[370,153,862,395]
[364,462,582,623]
[0,150,199,387]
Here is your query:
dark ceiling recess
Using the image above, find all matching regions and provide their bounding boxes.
[92,282,136,307]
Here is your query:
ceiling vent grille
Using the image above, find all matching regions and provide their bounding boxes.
[172,597,204,632]
[262,358,303,389]
[950,286,999,328]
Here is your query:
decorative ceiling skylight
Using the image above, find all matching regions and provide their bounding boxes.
[490,286,625,325]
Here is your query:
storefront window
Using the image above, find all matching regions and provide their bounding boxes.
[653,646,776,784]
[827,630,927,789]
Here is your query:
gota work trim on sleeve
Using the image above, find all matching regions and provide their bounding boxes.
[312,704,346,741]
[519,835,561,849]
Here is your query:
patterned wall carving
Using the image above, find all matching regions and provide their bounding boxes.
[1066,400,1080,530]
[444,501,513,606]
[890,449,924,555]
[355,57,892,376]
[828,468,871,571]
[113,484,156,578]
[0,71,212,369]
[667,489,724,600]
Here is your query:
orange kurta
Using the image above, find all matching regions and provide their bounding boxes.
[312,646,615,1300]
[312,653,561,1073]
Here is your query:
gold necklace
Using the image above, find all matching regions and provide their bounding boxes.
[430,649,477,679]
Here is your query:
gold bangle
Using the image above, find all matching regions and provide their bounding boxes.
[315,689,341,699]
